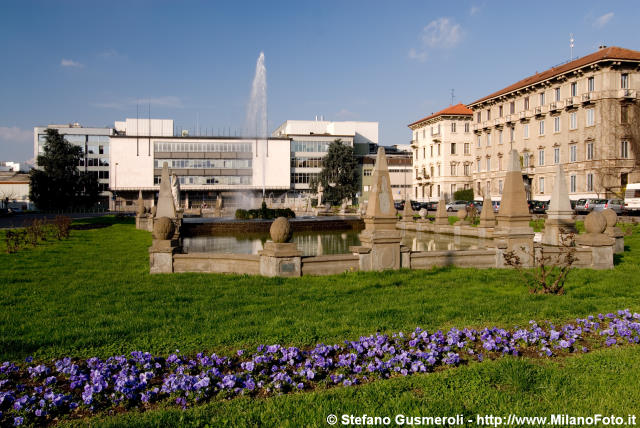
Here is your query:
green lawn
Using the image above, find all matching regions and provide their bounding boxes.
[1,216,639,426]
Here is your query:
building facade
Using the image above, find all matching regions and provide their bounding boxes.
[272,119,379,197]
[468,46,640,201]
[408,104,474,201]
[33,123,114,208]
[109,118,291,210]
[360,149,412,203]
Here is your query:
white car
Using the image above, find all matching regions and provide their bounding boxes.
[445,200,468,212]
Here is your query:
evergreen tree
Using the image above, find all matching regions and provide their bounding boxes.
[30,129,99,210]
[312,139,359,205]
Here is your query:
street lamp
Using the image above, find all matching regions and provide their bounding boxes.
[114,162,119,212]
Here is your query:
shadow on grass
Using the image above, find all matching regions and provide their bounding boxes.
[73,215,135,226]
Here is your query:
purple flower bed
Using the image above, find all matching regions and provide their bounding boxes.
[1,309,640,426]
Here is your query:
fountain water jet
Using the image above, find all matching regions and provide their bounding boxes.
[244,52,268,198]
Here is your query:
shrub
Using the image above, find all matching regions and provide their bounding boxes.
[24,218,47,247]
[4,229,26,253]
[53,215,72,239]
[454,188,474,201]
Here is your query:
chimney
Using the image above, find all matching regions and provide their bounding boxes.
[599,45,608,50]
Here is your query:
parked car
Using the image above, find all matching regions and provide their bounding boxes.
[394,200,405,210]
[593,198,624,214]
[410,200,423,211]
[574,198,606,214]
[528,200,549,214]
[445,200,469,212]
[425,201,438,211]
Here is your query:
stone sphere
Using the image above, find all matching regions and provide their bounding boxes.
[601,208,617,227]
[456,208,467,219]
[584,211,607,234]
[419,208,427,219]
[153,217,175,240]
[270,217,293,243]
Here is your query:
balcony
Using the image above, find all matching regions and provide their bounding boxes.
[505,114,514,124]
[620,88,636,99]
[519,111,531,121]
[548,101,563,112]
[564,97,576,109]
[534,106,546,116]
[410,139,418,148]
[494,118,504,128]
[582,93,593,104]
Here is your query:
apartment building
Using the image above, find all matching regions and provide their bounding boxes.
[408,103,474,201]
[468,46,640,201]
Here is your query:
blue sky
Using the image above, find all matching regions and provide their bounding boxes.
[0,0,637,165]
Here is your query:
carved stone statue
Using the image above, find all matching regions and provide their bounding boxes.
[170,174,181,210]
[317,183,324,206]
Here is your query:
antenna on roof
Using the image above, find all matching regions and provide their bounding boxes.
[570,33,575,61]
[450,89,455,105]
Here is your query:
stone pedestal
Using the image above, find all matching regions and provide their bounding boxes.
[149,239,179,273]
[601,209,624,254]
[358,224,403,271]
[575,211,615,269]
[434,198,449,226]
[259,242,302,277]
[478,192,496,228]
[542,164,576,246]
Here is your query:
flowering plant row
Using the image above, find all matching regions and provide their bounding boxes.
[1,309,639,426]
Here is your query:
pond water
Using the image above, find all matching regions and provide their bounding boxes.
[182,230,490,257]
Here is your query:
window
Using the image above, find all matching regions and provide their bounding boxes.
[510,101,515,114]
[621,140,629,158]
[539,92,545,106]
[437,165,440,176]
[430,145,433,157]
[588,76,594,92]
[437,185,441,197]
[555,87,561,101]
[570,112,577,129]
[539,120,545,136]
[451,143,456,155]
[499,105,503,117]
[621,73,629,89]
[477,112,482,123]
[509,127,515,142]
[538,149,545,166]
[487,133,491,146]
[464,142,470,154]
[621,105,629,124]
[498,179,503,194]
[486,109,491,121]
[451,164,457,175]
[422,129,425,139]
[570,175,576,193]
[464,122,470,132]
[570,144,577,162]
[414,150,418,161]
[539,177,545,194]
[587,173,594,191]
[477,135,481,147]
[524,124,529,138]
[437,144,441,156]
[451,122,457,133]
[423,147,426,159]
[486,181,491,196]
[464,164,470,176]
[486,157,491,171]
[524,97,530,110]
[363,169,372,176]
[554,116,561,133]
[523,153,529,167]
[571,82,577,97]
[498,130,503,145]
[477,158,481,172]
[586,142,594,160]
[586,108,595,126]
[498,157,502,171]
[554,147,560,164]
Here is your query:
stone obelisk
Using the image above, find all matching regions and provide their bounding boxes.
[541,164,576,246]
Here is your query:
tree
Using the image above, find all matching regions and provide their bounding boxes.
[311,139,359,206]
[29,129,99,210]
[454,188,474,201]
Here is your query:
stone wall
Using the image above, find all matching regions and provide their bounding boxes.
[410,249,498,270]
[173,253,260,274]
[301,254,359,276]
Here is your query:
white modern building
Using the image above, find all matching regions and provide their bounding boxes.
[33,123,114,208]
[272,119,378,196]
[109,118,291,210]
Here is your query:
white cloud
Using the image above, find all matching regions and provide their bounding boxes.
[593,12,614,28]
[334,109,359,120]
[408,48,428,62]
[421,17,463,49]
[0,126,32,142]
[92,96,185,110]
[60,58,83,68]
[138,96,184,108]
[470,5,481,16]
